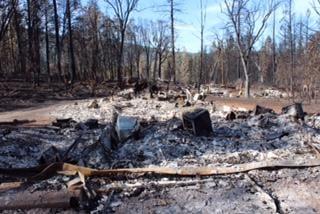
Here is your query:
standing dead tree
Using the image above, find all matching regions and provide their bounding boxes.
[224,0,276,97]
[272,0,277,84]
[169,0,176,84]
[104,0,139,86]
[44,0,51,83]
[255,37,273,84]
[157,0,181,86]
[0,0,14,75]
[152,20,170,80]
[12,1,26,77]
[132,24,143,80]
[26,0,41,86]
[0,0,17,42]
[305,33,320,103]
[198,0,207,91]
[53,0,62,81]
[140,22,152,80]
[66,0,76,84]
[287,0,294,96]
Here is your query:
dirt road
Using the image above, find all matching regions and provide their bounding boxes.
[0,97,318,127]
[0,101,75,126]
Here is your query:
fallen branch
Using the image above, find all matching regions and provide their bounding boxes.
[0,159,320,180]
[97,178,215,193]
[0,182,23,193]
[0,190,81,210]
[0,119,36,126]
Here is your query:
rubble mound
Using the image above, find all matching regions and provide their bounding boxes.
[0,91,319,212]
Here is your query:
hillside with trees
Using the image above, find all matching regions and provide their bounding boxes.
[0,0,319,99]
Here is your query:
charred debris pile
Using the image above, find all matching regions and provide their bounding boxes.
[0,84,319,212]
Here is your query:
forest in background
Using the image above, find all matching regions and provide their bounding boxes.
[0,0,319,98]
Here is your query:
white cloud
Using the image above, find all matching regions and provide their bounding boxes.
[206,3,224,13]
[294,0,313,15]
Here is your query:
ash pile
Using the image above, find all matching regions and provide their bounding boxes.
[0,86,320,213]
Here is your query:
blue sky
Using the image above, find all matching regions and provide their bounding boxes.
[89,0,318,52]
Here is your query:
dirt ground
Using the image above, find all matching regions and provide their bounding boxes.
[0,101,72,126]
[0,96,318,126]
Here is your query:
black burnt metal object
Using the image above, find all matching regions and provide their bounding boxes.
[182,108,213,136]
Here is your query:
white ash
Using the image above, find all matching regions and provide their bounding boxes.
[0,93,319,212]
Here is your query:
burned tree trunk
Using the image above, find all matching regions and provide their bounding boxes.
[13,4,26,78]
[45,2,51,83]
[66,0,76,84]
[26,0,41,85]
[53,0,62,81]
